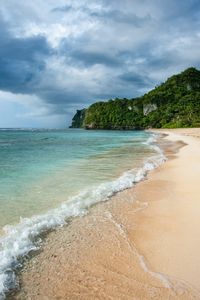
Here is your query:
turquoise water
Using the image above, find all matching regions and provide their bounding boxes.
[0,129,165,297]
[0,129,155,227]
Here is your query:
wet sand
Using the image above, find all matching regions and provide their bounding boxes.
[14,129,200,299]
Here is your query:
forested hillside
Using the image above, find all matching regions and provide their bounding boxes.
[70,68,200,129]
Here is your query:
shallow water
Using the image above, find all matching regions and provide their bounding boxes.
[0,129,156,227]
[0,128,164,298]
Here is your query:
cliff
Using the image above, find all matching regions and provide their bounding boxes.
[69,109,86,128]
[70,67,200,129]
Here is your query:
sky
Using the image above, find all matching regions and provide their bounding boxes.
[0,0,200,128]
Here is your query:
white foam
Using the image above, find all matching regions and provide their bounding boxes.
[0,133,166,299]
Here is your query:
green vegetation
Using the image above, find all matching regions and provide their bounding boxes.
[70,67,200,129]
[70,109,86,128]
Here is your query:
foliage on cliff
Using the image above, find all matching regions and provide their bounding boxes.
[70,109,86,128]
[70,68,200,129]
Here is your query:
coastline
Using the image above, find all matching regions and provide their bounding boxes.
[14,129,200,299]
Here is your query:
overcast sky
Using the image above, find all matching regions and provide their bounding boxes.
[0,0,200,128]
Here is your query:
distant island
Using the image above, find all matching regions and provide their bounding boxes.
[70,67,200,129]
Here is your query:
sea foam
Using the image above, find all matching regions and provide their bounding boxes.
[0,133,165,299]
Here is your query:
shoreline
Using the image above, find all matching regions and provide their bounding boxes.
[13,129,200,299]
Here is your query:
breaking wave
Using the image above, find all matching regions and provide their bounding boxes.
[0,133,165,299]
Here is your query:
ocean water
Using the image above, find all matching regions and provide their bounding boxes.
[0,129,165,298]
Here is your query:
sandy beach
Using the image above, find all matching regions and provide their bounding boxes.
[14,128,200,299]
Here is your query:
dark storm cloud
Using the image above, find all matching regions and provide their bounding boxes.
[0,0,200,127]
[38,89,90,110]
[0,18,51,94]
[119,71,153,88]
[69,50,120,67]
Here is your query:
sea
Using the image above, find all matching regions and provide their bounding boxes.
[0,128,165,298]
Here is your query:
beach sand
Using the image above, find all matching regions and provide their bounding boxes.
[14,128,200,299]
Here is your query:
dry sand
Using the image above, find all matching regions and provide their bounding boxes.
[13,128,200,299]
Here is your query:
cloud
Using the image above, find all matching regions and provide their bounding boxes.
[52,4,73,13]
[119,71,153,88]
[0,18,51,94]
[0,0,200,127]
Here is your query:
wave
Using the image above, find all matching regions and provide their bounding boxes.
[0,133,165,299]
